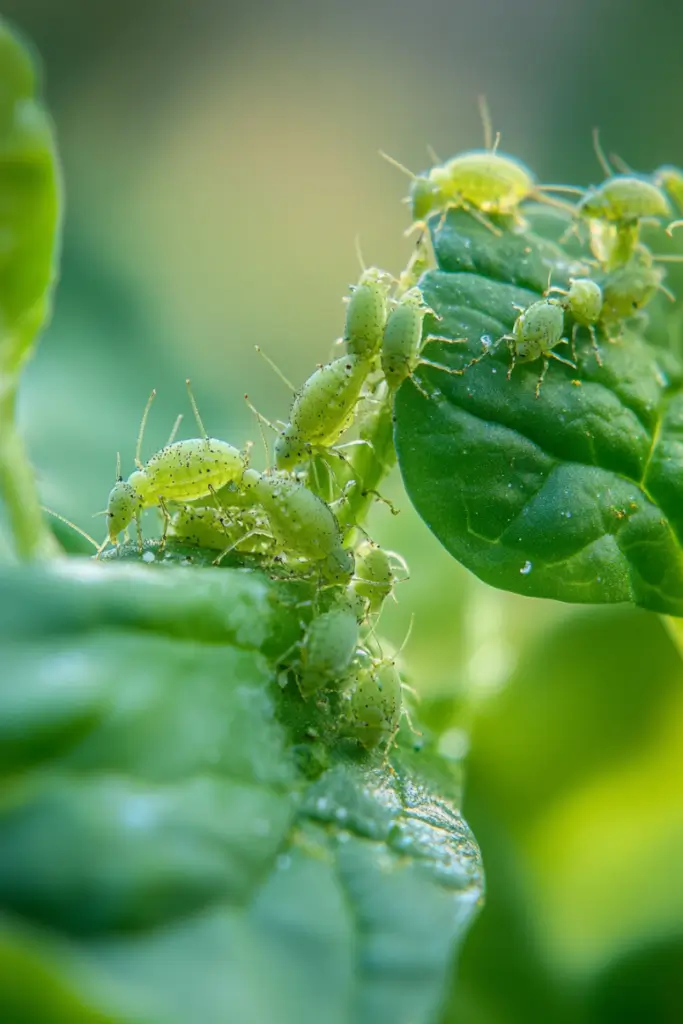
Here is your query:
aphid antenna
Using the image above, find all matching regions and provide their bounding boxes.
[657,281,677,303]
[653,253,683,263]
[477,94,494,152]
[609,152,634,175]
[115,451,122,482]
[666,220,683,236]
[42,506,100,551]
[213,529,261,566]
[378,149,417,181]
[135,389,157,468]
[592,127,614,178]
[426,143,442,165]
[354,234,366,273]
[243,394,273,466]
[185,379,209,439]
[254,345,296,393]
[166,413,183,447]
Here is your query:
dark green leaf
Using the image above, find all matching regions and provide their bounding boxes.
[0,561,483,1023]
[395,208,683,615]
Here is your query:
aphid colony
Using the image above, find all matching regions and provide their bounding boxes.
[62,108,683,756]
[86,256,437,756]
[384,113,683,395]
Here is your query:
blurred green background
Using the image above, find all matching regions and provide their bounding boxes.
[7,1,683,1020]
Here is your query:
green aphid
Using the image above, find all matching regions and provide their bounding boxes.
[381,286,465,396]
[275,354,371,469]
[352,541,408,613]
[345,658,403,751]
[101,382,245,555]
[342,267,393,358]
[298,602,360,698]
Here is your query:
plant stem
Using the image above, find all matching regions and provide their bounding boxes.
[0,379,59,560]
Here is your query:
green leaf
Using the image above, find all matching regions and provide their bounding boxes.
[395,207,683,615]
[0,560,483,1023]
[0,19,61,560]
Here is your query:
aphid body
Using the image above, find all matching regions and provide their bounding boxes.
[352,540,407,613]
[381,286,464,394]
[345,657,403,750]
[168,505,273,559]
[241,468,353,583]
[548,277,604,364]
[600,256,667,324]
[429,149,535,216]
[106,438,245,549]
[274,354,370,468]
[298,602,360,697]
[343,267,393,358]
[577,175,671,224]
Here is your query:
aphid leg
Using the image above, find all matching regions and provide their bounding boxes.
[362,489,400,516]
[417,357,466,387]
[157,498,172,551]
[667,220,683,236]
[460,198,503,237]
[185,379,208,439]
[166,413,183,446]
[95,535,110,560]
[587,324,603,366]
[570,323,579,366]
[460,334,506,374]
[609,151,634,175]
[213,530,260,566]
[505,338,517,380]
[535,357,550,398]
[135,390,157,468]
[135,512,144,553]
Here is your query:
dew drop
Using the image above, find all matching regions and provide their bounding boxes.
[520,561,533,575]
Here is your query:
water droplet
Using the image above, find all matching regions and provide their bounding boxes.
[276,854,292,871]
[142,551,155,563]
[520,561,533,575]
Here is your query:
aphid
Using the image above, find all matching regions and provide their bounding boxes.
[168,505,274,562]
[600,253,673,326]
[655,165,683,214]
[100,382,246,554]
[342,266,393,358]
[381,286,466,396]
[241,468,352,582]
[547,277,604,365]
[461,298,573,398]
[297,601,360,698]
[574,132,671,267]
[381,100,576,234]
[344,655,403,751]
[352,540,409,614]
[273,354,372,468]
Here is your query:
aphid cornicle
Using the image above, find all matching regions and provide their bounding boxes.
[101,383,245,554]
[274,354,371,469]
[342,267,393,358]
[461,298,573,398]
[381,286,466,395]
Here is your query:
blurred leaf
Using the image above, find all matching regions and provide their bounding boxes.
[395,208,683,616]
[0,18,61,559]
[0,560,483,1023]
